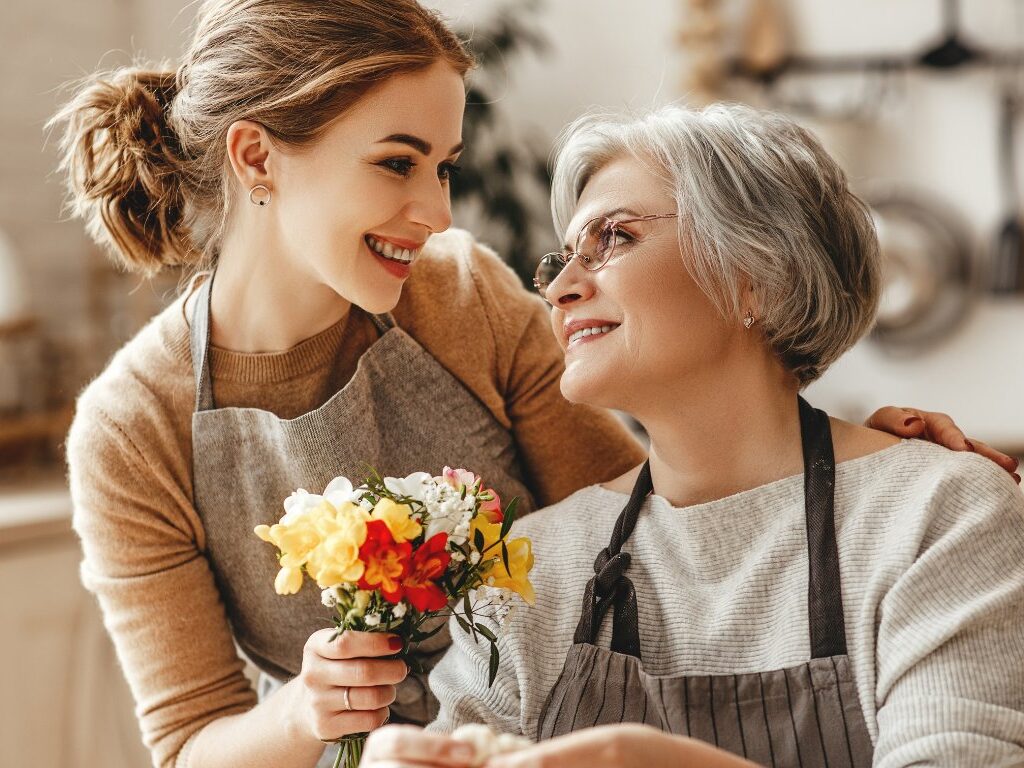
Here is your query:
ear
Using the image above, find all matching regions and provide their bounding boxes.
[739,277,762,317]
[225,120,273,190]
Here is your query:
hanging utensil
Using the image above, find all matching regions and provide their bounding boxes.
[919,0,978,70]
[991,86,1024,293]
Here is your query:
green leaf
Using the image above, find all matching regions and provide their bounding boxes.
[473,527,485,552]
[488,643,500,687]
[501,541,510,574]
[500,497,520,539]
[454,613,474,637]
[462,593,473,621]
[475,623,497,643]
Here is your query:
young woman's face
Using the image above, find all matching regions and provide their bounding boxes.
[546,156,742,414]
[270,61,466,313]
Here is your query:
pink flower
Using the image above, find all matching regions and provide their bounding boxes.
[442,466,479,491]
[478,487,503,523]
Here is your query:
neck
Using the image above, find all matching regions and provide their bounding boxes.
[209,225,351,353]
[634,354,804,507]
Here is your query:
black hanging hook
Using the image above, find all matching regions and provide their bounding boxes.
[919,0,979,69]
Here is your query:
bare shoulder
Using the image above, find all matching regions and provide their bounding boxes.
[829,417,902,463]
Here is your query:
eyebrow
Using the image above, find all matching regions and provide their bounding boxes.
[376,133,465,156]
[561,206,644,251]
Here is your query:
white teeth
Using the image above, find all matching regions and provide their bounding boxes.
[568,324,617,344]
[366,235,419,264]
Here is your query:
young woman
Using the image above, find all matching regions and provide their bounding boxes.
[362,104,1024,767]
[53,2,1016,767]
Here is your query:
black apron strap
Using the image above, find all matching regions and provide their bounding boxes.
[798,395,848,658]
[572,461,652,659]
[189,272,216,413]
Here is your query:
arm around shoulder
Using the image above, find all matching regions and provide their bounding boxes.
[872,455,1024,766]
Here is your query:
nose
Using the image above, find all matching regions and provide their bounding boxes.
[405,174,453,234]
[547,255,595,307]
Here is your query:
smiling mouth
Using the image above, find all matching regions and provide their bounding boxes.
[365,234,421,265]
[567,324,620,346]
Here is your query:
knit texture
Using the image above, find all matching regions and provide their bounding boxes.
[429,440,1024,766]
[65,229,646,768]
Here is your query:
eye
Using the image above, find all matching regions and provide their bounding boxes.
[378,158,415,177]
[438,162,461,182]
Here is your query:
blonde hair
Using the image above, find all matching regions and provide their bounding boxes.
[50,0,474,275]
[550,103,881,385]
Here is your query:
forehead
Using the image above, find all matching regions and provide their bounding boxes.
[329,62,466,149]
[567,156,673,238]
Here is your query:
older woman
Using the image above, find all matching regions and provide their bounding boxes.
[360,104,1024,767]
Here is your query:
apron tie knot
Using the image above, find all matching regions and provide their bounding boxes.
[593,548,631,598]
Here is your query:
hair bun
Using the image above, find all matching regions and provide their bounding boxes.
[51,66,193,274]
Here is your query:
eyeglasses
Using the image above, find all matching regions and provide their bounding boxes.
[533,213,678,303]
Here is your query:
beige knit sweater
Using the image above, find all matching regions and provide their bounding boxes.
[65,229,646,768]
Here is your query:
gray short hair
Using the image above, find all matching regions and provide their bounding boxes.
[550,103,880,385]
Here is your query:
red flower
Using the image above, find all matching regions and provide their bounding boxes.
[403,532,452,612]
[357,520,411,604]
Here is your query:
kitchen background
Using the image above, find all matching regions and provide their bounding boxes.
[1,0,1022,765]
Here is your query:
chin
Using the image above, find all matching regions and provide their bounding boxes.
[559,368,619,410]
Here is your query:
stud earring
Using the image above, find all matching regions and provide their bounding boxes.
[743,310,756,329]
[249,184,272,207]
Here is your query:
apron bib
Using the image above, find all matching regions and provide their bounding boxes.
[187,273,535,731]
[536,397,874,767]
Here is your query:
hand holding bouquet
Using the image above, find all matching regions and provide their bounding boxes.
[255,467,535,767]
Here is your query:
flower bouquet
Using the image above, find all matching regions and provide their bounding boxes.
[255,467,535,768]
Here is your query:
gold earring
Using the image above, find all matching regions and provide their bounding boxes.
[249,184,272,207]
[743,310,756,329]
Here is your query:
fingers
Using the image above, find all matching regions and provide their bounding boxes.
[362,725,478,767]
[868,407,1020,482]
[865,406,926,437]
[968,439,1021,481]
[313,706,391,742]
[311,628,403,660]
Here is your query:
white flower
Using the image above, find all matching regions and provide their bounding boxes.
[364,613,382,627]
[323,476,363,507]
[470,551,481,565]
[321,588,339,608]
[392,602,408,619]
[281,488,323,522]
[383,472,433,502]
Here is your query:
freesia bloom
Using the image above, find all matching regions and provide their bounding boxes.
[403,532,451,611]
[274,565,304,595]
[442,466,478,491]
[358,520,411,603]
[471,518,535,605]
[383,471,433,501]
[478,486,503,523]
[370,498,422,543]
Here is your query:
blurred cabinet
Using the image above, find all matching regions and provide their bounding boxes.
[0,478,150,768]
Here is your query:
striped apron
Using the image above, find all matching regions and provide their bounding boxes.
[187,274,535,763]
[536,397,874,767]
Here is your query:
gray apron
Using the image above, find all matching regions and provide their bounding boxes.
[536,397,874,767]
[187,273,535,738]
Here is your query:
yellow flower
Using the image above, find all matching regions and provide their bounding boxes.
[371,498,422,543]
[470,518,536,605]
[305,530,365,588]
[274,566,304,595]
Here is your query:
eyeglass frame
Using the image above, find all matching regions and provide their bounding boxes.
[533,212,679,302]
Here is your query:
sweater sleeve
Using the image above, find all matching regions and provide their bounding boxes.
[426,615,524,737]
[872,459,1024,767]
[466,242,646,507]
[67,403,257,768]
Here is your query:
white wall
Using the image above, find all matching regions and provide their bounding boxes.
[429,0,1024,450]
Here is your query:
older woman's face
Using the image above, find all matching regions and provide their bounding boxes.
[547,156,743,414]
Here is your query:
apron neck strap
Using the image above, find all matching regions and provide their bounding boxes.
[572,461,652,658]
[369,312,396,335]
[189,272,216,413]
[571,395,847,661]
[798,395,847,658]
